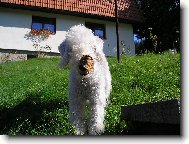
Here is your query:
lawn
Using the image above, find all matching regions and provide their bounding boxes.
[0,53,180,135]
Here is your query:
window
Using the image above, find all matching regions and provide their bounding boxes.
[85,22,106,39]
[32,16,56,34]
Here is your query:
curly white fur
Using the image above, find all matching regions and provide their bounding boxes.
[58,24,112,135]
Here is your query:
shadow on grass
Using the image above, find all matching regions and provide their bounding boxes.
[0,93,68,135]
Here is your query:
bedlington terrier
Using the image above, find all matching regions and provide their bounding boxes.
[58,24,112,135]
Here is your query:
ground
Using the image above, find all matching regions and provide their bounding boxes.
[0,53,180,135]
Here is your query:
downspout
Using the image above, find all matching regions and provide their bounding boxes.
[115,0,120,63]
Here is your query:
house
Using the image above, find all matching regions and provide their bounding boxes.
[0,0,144,62]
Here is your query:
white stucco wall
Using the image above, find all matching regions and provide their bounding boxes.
[119,23,135,55]
[0,8,135,56]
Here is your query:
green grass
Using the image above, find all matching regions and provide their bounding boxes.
[0,53,180,135]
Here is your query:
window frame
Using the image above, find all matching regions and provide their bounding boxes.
[85,22,106,39]
[31,16,56,34]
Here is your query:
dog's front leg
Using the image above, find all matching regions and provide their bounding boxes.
[69,92,87,135]
[87,88,106,135]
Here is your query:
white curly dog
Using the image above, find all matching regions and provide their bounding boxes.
[59,24,112,135]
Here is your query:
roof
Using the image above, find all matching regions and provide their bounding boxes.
[0,0,144,23]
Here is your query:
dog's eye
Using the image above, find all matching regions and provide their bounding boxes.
[82,60,86,63]
[79,65,87,71]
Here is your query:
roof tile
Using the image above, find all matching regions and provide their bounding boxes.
[0,0,144,23]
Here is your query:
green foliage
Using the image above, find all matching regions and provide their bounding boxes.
[134,0,180,53]
[0,54,180,135]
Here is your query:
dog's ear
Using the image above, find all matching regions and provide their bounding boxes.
[94,36,105,62]
[94,36,104,51]
[58,40,70,68]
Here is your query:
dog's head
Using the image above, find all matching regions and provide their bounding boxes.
[58,24,104,76]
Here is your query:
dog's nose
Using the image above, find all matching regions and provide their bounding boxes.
[79,55,94,76]
[79,65,87,71]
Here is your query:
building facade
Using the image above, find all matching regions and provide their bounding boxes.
[0,0,144,62]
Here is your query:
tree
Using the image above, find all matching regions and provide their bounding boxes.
[134,0,180,54]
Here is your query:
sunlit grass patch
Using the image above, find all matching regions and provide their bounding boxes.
[0,53,180,135]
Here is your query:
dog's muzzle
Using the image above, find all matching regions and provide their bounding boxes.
[79,55,94,76]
